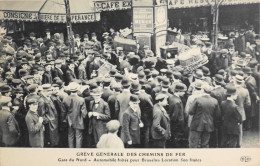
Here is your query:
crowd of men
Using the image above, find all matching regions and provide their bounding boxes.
[0,25,259,149]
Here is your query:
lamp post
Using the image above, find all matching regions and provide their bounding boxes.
[64,0,74,54]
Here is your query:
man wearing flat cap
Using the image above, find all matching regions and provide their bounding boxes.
[0,97,20,147]
[63,82,87,148]
[220,84,242,148]
[121,94,142,148]
[25,98,44,148]
[151,93,171,148]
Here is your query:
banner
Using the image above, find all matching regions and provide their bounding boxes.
[39,13,100,23]
[168,0,260,9]
[0,11,38,21]
[133,8,153,33]
[94,0,131,11]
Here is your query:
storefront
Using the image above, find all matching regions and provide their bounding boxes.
[168,0,260,34]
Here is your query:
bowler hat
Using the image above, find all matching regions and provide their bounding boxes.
[161,79,170,88]
[214,74,225,85]
[115,73,123,80]
[201,66,210,76]
[138,71,146,79]
[193,70,204,80]
[175,83,187,92]
[225,84,236,95]
[121,77,131,87]
[131,81,141,92]
[202,85,214,93]
[130,94,140,103]
[28,84,38,93]
[109,68,117,76]
[243,67,253,74]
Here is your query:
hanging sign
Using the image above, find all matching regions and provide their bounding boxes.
[133,8,153,33]
[168,0,260,9]
[94,0,131,11]
[0,11,38,21]
[39,13,100,23]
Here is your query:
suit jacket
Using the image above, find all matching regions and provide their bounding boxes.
[42,71,53,84]
[88,99,110,143]
[245,76,258,100]
[77,64,87,80]
[52,67,64,81]
[151,103,171,140]
[38,95,59,145]
[234,35,245,54]
[211,86,227,105]
[235,85,251,121]
[107,93,120,120]
[189,94,220,132]
[221,100,242,135]
[102,87,114,102]
[115,90,131,124]
[25,111,44,147]
[168,94,184,126]
[121,107,141,144]
[65,69,76,85]
[0,109,20,145]
[138,91,153,127]
[64,93,87,129]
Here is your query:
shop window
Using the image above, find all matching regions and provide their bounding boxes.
[5,21,24,34]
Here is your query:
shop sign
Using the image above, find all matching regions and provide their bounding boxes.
[154,6,168,33]
[39,13,100,23]
[133,8,153,33]
[168,0,260,9]
[0,11,38,21]
[94,1,131,11]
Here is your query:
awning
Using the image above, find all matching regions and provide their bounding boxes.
[94,0,131,12]
[39,0,100,23]
[0,0,46,22]
[168,0,260,9]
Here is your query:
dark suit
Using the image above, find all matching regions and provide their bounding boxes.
[151,103,171,148]
[88,99,110,144]
[25,111,44,147]
[121,107,141,145]
[42,71,53,84]
[189,94,220,148]
[38,95,59,147]
[115,90,131,124]
[138,90,153,147]
[52,67,64,81]
[0,109,20,146]
[65,69,76,85]
[107,92,120,120]
[221,99,242,148]
[101,87,114,102]
[64,93,87,148]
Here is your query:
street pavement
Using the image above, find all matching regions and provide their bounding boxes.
[242,127,260,148]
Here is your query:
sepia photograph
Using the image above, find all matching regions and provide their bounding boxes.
[0,0,259,165]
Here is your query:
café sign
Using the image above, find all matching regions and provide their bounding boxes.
[94,0,131,11]
[168,0,260,9]
[39,13,100,23]
[0,11,38,21]
[133,8,153,33]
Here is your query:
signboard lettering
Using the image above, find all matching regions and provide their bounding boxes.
[1,11,38,21]
[95,1,131,11]
[39,13,100,23]
[133,8,153,33]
